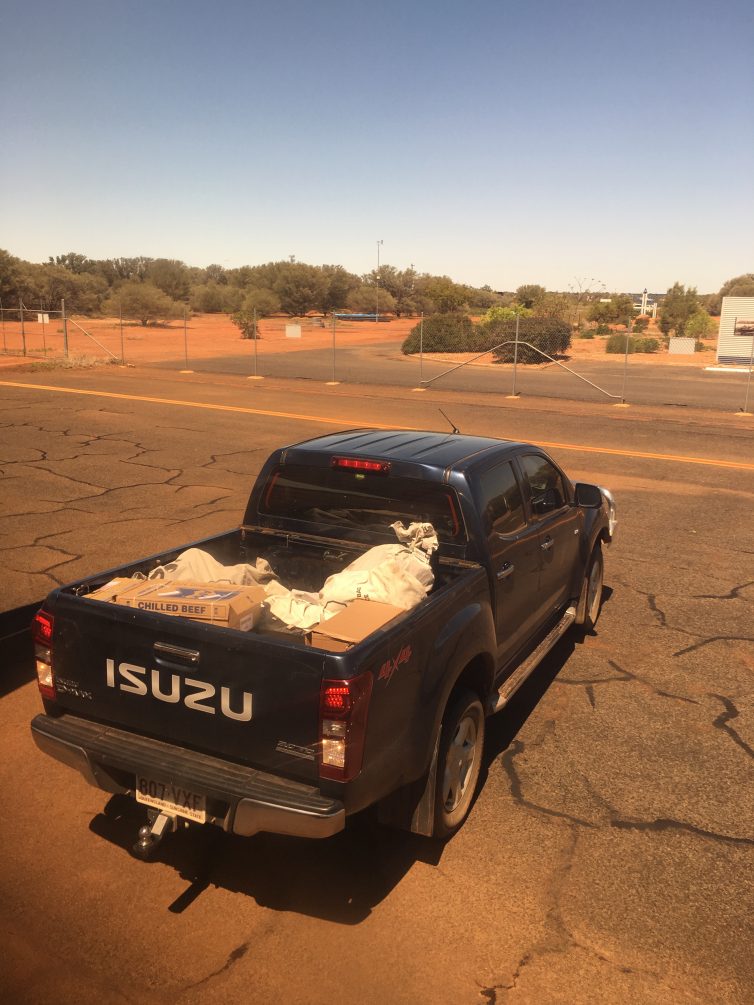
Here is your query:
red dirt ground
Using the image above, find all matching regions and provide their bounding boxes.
[0,313,718,369]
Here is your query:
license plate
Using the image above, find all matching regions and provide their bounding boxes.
[135,776,206,823]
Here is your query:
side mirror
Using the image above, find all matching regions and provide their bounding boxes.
[574,483,602,508]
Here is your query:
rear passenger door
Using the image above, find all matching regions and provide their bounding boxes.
[517,452,581,617]
[475,460,542,664]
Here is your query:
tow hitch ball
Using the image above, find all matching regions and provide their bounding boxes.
[132,810,177,860]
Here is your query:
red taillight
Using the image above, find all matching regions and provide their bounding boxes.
[32,609,56,701]
[322,685,350,712]
[319,672,373,782]
[331,456,390,475]
[33,610,54,645]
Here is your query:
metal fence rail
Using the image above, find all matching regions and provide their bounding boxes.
[1,310,752,415]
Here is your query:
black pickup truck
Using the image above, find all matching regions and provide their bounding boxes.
[31,429,616,854]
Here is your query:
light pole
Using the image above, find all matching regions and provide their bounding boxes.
[376,239,383,320]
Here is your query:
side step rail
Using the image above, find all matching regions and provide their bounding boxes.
[487,606,576,714]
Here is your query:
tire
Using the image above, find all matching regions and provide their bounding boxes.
[433,688,485,840]
[580,544,604,631]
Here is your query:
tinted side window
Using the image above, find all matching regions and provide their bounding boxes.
[520,454,567,515]
[478,462,526,535]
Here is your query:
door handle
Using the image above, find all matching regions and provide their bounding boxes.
[497,562,515,580]
[541,537,554,551]
[153,641,200,667]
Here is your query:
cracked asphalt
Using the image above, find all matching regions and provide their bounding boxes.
[0,367,752,1004]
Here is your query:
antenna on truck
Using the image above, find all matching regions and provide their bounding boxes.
[439,409,460,435]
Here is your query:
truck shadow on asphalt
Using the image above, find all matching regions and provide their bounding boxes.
[0,603,40,699]
[88,594,611,925]
[90,793,443,924]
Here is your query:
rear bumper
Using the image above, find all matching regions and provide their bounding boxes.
[30,713,345,840]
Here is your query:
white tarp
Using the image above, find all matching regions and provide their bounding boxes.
[146,522,438,631]
[147,548,276,586]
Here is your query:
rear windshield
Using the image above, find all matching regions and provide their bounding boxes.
[258,464,465,544]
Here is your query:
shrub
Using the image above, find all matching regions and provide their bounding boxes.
[605,335,660,354]
[580,330,595,339]
[634,337,660,353]
[632,316,649,333]
[606,333,633,354]
[594,323,610,336]
[490,318,572,363]
[402,313,473,353]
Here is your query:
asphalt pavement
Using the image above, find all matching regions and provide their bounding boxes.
[1,367,753,1004]
[150,338,754,412]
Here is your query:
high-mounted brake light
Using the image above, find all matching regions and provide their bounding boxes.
[32,609,56,701]
[319,672,373,781]
[331,456,390,475]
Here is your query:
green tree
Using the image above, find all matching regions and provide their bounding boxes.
[322,265,360,313]
[19,263,107,313]
[0,249,22,304]
[481,305,531,325]
[108,281,181,326]
[272,262,329,315]
[243,288,281,316]
[346,286,396,314]
[685,310,715,341]
[533,292,572,321]
[706,272,754,313]
[659,282,699,336]
[204,263,228,285]
[515,284,547,309]
[464,285,500,312]
[190,282,225,313]
[146,259,190,301]
[419,277,468,313]
[48,252,93,274]
[231,309,258,339]
[588,294,635,326]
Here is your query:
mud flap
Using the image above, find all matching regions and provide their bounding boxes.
[377,733,440,837]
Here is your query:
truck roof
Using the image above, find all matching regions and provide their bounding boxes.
[284,429,525,472]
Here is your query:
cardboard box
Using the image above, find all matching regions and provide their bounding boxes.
[308,599,404,652]
[113,580,266,631]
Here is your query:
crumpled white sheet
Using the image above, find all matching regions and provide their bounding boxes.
[265,521,438,630]
[147,547,276,587]
[146,523,438,632]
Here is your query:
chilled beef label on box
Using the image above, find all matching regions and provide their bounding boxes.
[114,581,266,631]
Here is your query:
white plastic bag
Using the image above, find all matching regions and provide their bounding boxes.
[268,521,438,629]
[147,547,275,587]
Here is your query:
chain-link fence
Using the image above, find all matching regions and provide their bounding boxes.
[1,308,752,414]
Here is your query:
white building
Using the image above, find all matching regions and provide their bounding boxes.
[717,297,754,365]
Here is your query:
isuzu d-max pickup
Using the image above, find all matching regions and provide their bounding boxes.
[30,429,615,855]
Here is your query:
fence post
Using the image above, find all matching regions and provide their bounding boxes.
[620,318,632,405]
[510,314,520,396]
[329,312,337,384]
[253,308,258,377]
[743,318,754,415]
[119,303,125,362]
[1,298,5,352]
[419,312,424,382]
[183,306,189,369]
[61,299,68,357]
[40,301,46,355]
[20,298,26,356]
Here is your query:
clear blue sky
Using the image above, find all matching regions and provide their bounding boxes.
[2,0,752,293]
